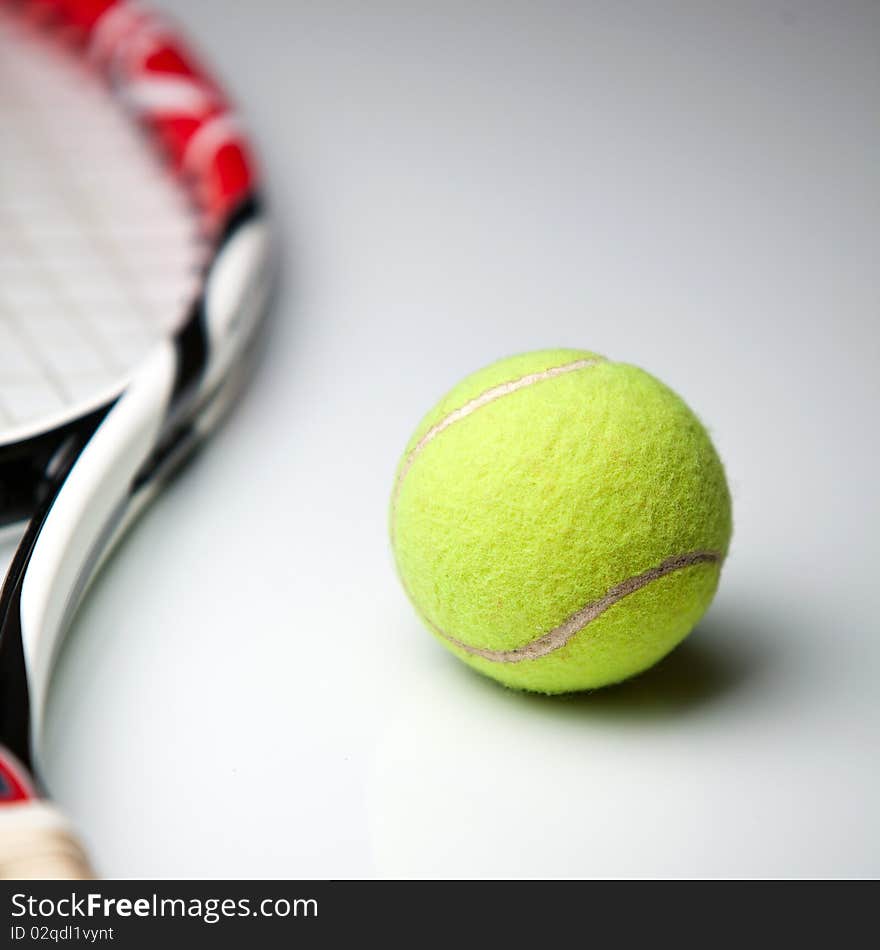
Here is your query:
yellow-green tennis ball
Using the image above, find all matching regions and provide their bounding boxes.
[390,349,732,694]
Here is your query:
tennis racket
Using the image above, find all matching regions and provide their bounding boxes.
[0,0,273,877]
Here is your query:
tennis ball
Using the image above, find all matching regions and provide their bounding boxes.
[390,349,732,694]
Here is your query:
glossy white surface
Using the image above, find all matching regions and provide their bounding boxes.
[39,0,880,878]
[23,343,175,745]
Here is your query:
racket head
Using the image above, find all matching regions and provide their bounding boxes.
[0,0,273,791]
[0,5,203,445]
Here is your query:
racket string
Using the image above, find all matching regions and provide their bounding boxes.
[0,13,204,432]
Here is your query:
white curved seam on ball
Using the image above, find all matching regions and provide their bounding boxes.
[427,549,723,663]
[392,356,606,508]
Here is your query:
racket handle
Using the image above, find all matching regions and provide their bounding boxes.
[0,802,96,879]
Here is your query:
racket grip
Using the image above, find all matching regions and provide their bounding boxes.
[0,802,96,879]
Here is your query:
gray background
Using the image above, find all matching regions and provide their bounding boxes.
[36,0,880,877]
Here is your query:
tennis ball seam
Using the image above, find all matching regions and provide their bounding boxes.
[419,549,721,663]
[392,354,607,510]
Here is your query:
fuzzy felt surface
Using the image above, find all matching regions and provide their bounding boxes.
[391,349,732,693]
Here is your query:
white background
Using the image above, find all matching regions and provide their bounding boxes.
[29,0,880,877]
